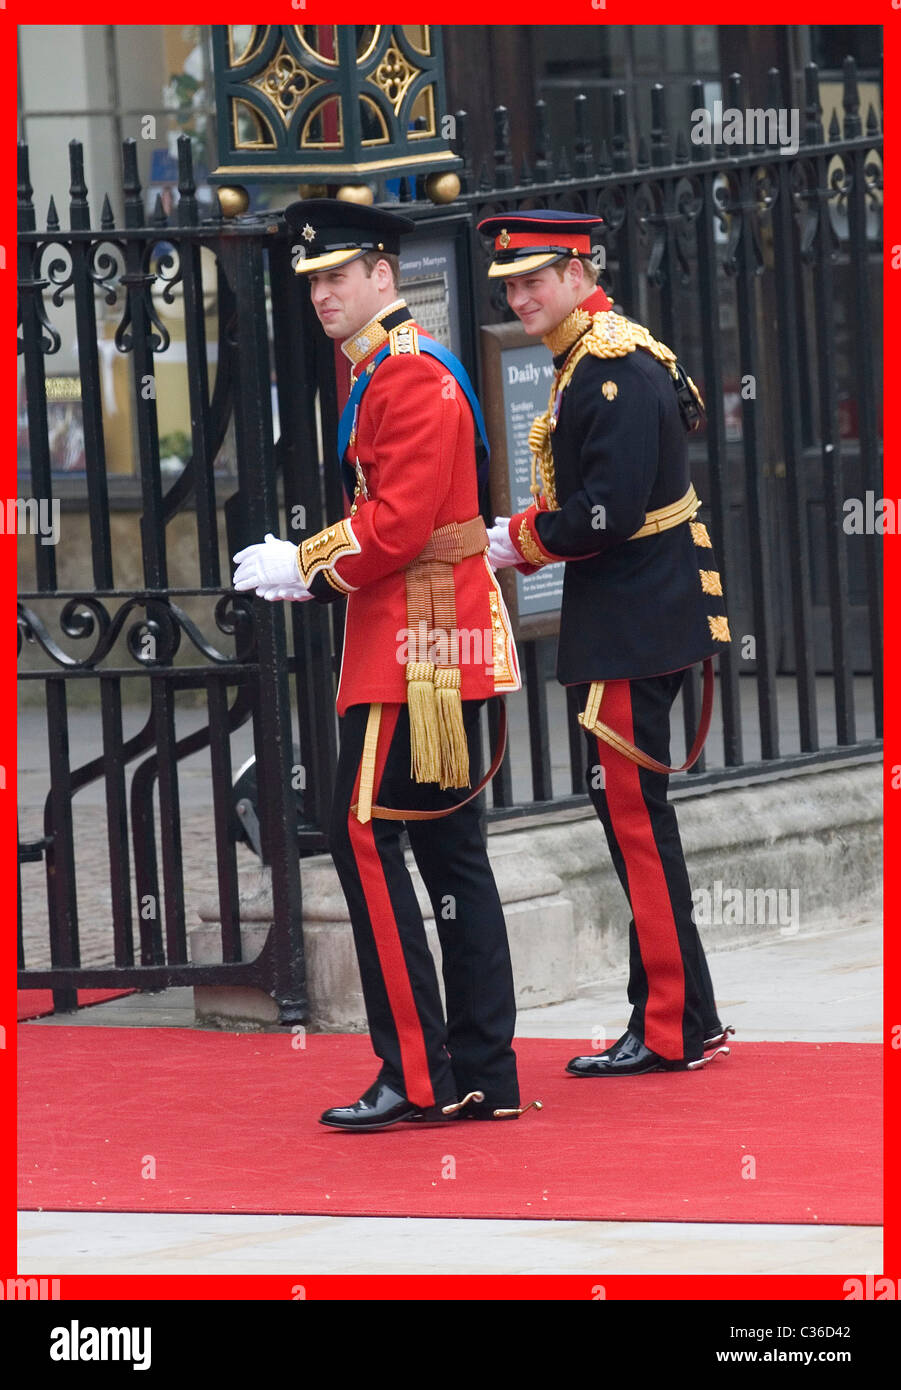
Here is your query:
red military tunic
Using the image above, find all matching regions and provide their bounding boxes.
[298,300,520,715]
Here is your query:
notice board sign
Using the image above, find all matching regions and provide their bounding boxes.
[399,213,477,368]
[400,232,462,358]
[480,320,563,639]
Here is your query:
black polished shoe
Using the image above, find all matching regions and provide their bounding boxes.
[319,1078,454,1131]
[566,1029,729,1076]
[703,1024,735,1050]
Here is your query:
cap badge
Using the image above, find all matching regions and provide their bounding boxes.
[602,380,618,401]
[302,223,316,243]
[499,228,510,248]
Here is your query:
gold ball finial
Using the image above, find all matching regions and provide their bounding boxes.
[425,171,461,205]
[216,185,250,218]
[336,184,375,205]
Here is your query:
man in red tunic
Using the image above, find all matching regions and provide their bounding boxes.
[233,201,537,1129]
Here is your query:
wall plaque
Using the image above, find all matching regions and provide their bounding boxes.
[480,320,563,639]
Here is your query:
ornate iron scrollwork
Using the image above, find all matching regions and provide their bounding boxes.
[17,593,257,671]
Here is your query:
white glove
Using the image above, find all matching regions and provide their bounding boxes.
[256,583,314,603]
[232,533,307,594]
[486,516,521,570]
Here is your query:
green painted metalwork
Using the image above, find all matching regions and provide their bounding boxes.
[210,24,460,184]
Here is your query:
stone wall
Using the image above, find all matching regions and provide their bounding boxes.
[191,759,881,1030]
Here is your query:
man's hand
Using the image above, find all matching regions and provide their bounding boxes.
[486,516,520,570]
[232,533,311,599]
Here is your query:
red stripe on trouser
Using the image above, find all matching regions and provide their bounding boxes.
[346,705,436,1108]
[596,681,685,1059]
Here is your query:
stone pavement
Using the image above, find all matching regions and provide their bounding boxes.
[18,904,882,1276]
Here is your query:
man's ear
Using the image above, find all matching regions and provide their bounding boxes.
[376,258,394,292]
[565,255,586,292]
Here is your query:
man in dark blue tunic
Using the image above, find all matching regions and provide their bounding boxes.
[480,211,734,1075]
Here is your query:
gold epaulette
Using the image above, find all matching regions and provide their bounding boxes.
[582,310,677,368]
[388,323,420,356]
[558,311,678,392]
[572,313,705,413]
[528,312,703,512]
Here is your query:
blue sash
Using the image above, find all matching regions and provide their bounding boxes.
[336,339,490,501]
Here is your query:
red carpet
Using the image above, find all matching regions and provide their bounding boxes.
[17,989,135,1021]
[17,1028,881,1224]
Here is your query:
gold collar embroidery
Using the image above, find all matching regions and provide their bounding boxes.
[341,298,410,365]
[542,305,594,358]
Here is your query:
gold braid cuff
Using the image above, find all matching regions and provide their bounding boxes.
[323,568,354,595]
[296,518,360,585]
[517,514,551,568]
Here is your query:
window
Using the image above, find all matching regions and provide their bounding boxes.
[534,25,721,158]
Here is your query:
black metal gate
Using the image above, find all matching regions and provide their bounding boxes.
[16,135,335,1020]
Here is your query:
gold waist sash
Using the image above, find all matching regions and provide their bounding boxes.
[628,483,699,540]
[354,516,494,822]
[578,481,714,774]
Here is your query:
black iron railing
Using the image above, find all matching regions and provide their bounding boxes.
[17,137,324,1019]
[440,60,882,789]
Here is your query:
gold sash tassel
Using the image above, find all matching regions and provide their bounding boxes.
[405,660,442,784]
[402,517,488,789]
[434,665,470,790]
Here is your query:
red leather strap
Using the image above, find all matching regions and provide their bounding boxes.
[587,657,715,775]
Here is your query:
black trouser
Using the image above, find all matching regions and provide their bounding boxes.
[328,698,519,1110]
[574,668,722,1061]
